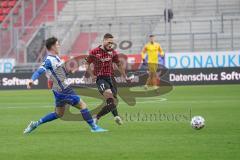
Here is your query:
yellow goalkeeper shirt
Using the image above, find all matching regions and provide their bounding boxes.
[141,42,164,64]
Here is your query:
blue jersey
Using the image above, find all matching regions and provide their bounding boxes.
[31,53,80,107]
[32,54,69,92]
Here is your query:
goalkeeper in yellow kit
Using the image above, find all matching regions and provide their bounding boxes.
[141,35,165,89]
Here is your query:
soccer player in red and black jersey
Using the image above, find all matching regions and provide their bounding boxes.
[86,33,131,125]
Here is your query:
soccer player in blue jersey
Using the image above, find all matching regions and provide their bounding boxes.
[23,37,107,134]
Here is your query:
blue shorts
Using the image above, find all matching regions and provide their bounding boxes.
[53,87,80,107]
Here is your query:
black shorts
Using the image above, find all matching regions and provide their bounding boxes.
[96,76,117,98]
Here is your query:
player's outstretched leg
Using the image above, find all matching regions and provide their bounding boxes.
[96,97,115,120]
[76,99,108,133]
[95,98,123,125]
[23,112,59,134]
[96,89,123,125]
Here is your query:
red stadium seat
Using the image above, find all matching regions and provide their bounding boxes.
[1,1,8,8]
[0,15,5,22]
[9,1,17,8]
[0,0,18,24]
[2,8,11,15]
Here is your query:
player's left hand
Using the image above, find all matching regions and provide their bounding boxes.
[27,80,33,89]
[125,75,134,83]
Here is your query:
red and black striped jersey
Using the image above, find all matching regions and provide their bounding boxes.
[86,46,120,77]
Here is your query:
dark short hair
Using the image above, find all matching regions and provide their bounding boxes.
[103,33,114,40]
[46,37,58,50]
[149,34,155,38]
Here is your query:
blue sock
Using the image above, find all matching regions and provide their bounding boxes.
[80,108,95,128]
[37,112,59,126]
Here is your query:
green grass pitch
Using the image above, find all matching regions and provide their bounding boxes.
[0,85,239,160]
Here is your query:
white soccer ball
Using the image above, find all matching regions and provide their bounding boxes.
[191,116,205,130]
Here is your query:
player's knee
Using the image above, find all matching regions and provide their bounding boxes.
[103,89,113,98]
[79,100,87,109]
[149,73,154,77]
[153,73,157,78]
[56,111,64,118]
[55,106,65,117]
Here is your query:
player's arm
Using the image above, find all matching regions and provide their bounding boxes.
[112,53,126,78]
[116,61,127,78]
[85,54,96,81]
[158,44,164,57]
[27,68,45,89]
[116,61,134,82]
[86,63,96,81]
[27,59,51,89]
[141,45,147,63]
[113,54,133,82]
